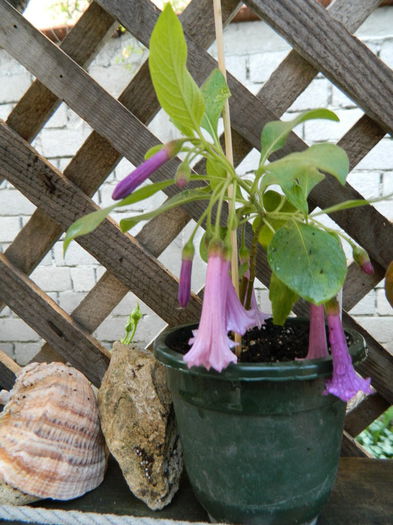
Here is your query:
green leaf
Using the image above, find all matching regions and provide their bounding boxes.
[269,272,299,325]
[261,143,349,213]
[267,222,347,304]
[312,198,370,217]
[260,109,339,160]
[262,162,325,214]
[120,187,211,232]
[296,143,349,184]
[206,156,226,189]
[256,192,296,248]
[149,4,205,135]
[63,204,116,253]
[117,179,175,207]
[201,69,230,140]
[199,230,210,263]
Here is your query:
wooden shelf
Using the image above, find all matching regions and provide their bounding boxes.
[0,457,391,524]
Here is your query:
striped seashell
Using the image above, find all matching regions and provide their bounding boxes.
[0,362,106,500]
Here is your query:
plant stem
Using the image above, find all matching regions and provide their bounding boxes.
[245,228,259,310]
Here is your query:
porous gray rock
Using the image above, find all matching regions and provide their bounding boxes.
[98,342,182,510]
[0,477,40,506]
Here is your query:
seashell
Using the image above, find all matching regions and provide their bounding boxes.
[0,362,106,500]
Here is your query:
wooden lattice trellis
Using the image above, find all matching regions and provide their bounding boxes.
[0,0,393,460]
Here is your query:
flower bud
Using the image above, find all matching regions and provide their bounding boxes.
[112,140,182,200]
[175,162,191,189]
[178,242,195,308]
[353,246,374,275]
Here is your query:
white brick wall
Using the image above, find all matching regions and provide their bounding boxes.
[1,8,393,363]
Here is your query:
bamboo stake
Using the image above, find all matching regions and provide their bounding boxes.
[212,0,241,350]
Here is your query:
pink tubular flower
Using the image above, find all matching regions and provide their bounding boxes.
[306,304,328,359]
[112,141,179,200]
[324,300,372,402]
[178,243,194,308]
[353,246,374,275]
[242,270,269,328]
[249,289,269,328]
[226,278,257,334]
[184,245,237,372]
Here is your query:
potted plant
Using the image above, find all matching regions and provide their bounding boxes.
[64,4,382,524]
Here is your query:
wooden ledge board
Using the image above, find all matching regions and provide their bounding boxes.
[0,457,389,524]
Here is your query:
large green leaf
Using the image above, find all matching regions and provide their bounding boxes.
[262,143,349,213]
[269,272,299,325]
[262,161,325,214]
[149,4,205,135]
[260,109,339,160]
[201,69,230,140]
[295,143,349,184]
[267,222,347,304]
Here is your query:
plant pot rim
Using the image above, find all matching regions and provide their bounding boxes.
[154,318,367,382]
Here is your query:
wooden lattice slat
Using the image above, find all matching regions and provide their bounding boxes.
[249,0,393,131]
[0,121,203,326]
[0,0,392,456]
[0,254,110,386]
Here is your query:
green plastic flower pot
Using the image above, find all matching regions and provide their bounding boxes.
[154,320,367,525]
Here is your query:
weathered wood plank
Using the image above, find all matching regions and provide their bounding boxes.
[6,2,115,142]
[35,207,190,363]
[248,0,393,134]
[341,431,371,458]
[0,351,20,390]
[345,394,390,437]
[0,2,115,187]
[0,120,202,327]
[259,0,382,116]
[319,458,393,524]
[0,254,110,386]
[0,2,178,170]
[342,259,383,312]
[12,457,393,524]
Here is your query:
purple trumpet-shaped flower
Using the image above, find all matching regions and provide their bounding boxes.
[178,243,194,308]
[226,277,257,334]
[306,304,328,359]
[112,141,179,200]
[353,246,374,275]
[242,269,269,328]
[184,245,237,372]
[249,291,269,328]
[324,299,372,402]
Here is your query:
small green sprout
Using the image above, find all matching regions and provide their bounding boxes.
[120,304,143,344]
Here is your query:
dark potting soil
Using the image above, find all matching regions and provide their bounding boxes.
[239,319,310,362]
[166,319,352,363]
